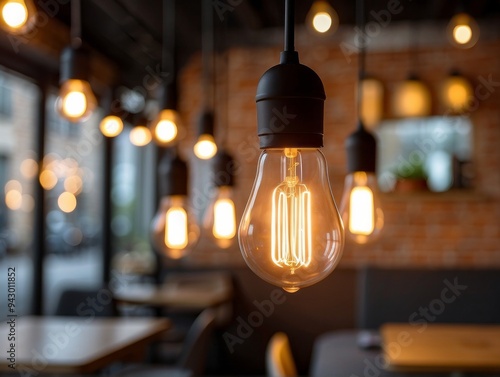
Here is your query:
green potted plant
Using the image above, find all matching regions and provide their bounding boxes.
[392,159,429,192]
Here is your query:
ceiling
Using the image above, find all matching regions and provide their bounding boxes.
[49,0,500,88]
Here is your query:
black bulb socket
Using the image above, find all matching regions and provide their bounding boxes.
[346,122,377,173]
[213,150,235,187]
[59,45,90,84]
[159,153,188,196]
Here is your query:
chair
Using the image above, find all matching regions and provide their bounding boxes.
[117,308,217,377]
[54,287,118,317]
[266,332,297,377]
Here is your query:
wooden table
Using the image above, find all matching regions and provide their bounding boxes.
[381,323,500,373]
[0,316,170,374]
[113,272,233,309]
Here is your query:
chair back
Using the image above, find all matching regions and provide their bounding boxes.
[177,308,217,376]
[266,332,297,377]
[55,287,117,317]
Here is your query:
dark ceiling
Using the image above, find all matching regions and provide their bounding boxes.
[50,0,500,88]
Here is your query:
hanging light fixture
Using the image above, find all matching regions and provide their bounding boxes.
[100,94,124,138]
[447,12,479,49]
[57,0,97,123]
[306,0,339,35]
[0,0,36,34]
[440,70,472,113]
[203,150,237,249]
[238,0,344,293]
[151,149,199,259]
[151,0,182,146]
[193,0,217,160]
[340,0,383,245]
[129,116,152,147]
[360,76,384,130]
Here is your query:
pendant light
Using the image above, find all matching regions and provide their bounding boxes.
[0,0,36,34]
[306,0,338,35]
[129,115,152,147]
[238,0,344,293]
[194,0,217,160]
[151,148,199,259]
[151,0,182,146]
[339,0,383,245]
[360,76,384,130]
[447,11,479,49]
[100,92,124,138]
[57,0,97,123]
[440,70,472,113]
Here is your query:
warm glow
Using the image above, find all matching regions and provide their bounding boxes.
[441,75,472,112]
[164,207,188,249]
[271,149,312,274]
[39,170,58,190]
[100,115,123,137]
[348,186,374,235]
[312,12,332,33]
[392,79,431,118]
[129,126,152,146]
[58,191,77,213]
[58,79,97,122]
[64,175,83,195]
[155,119,177,143]
[194,134,217,159]
[360,78,384,129]
[453,24,472,45]
[20,158,38,179]
[213,198,236,240]
[2,1,27,28]
[5,189,22,210]
[4,179,22,194]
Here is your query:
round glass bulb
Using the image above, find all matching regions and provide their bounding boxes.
[129,126,152,147]
[339,171,384,245]
[447,13,479,49]
[440,75,473,113]
[100,115,124,137]
[151,109,180,145]
[203,185,237,249]
[391,79,431,118]
[57,79,97,122]
[151,195,200,260]
[194,134,218,160]
[306,1,339,35]
[239,148,344,293]
[2,1,27,28]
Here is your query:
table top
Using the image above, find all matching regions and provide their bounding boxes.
[113,271,233,309]
[381,323,500,373]
[0,316,170,374]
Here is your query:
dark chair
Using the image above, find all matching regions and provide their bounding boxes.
[358,266,500,329]
[54,287,118,317]
[116,308,217,377]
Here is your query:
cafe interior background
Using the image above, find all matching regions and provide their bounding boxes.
[0,0,500,375]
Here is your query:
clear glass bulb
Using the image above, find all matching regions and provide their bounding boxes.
[204,185,237,249]
[339,171,384,244]
[57,79,97,122]
[151,195,199,260]
[194,134,217,160]
[151,109,180,145]
[239,148,344,293]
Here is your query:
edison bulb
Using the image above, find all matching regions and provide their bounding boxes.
[447,13,479,49]
[100,115,123,137]
[151,109,181,145]
[194,134,217,160]
[0,0,35,34]
[151,195,199,260]
[239,148,344,293]
[339,171,383,244]
[204,186,237,249]
[306,1,338,35]
[57,79,97,122]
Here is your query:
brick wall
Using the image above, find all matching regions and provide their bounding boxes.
[177,23,500,269]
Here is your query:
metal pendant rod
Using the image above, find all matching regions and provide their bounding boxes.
[284,0,295,52]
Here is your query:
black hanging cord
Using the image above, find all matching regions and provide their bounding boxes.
[202,0,214,110]
[356,0,366,130]
[162,0,175,75]
[71,0,82,48]
[284,0,295,52]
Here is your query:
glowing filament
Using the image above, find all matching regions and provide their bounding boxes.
[164,207,188,249]
[213,198,236,240]
[349,186,374,235]
[271,149,312,269]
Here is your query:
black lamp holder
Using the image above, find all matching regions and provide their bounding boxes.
[213,150,235,187]
[256,0,326,149]
[197,110,215,137]
[158,0,177,111]
[159,147,188,197]
[59,45,90,84]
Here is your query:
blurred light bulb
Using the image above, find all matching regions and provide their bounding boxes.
[151,195,199,260]
[129,125,152,146]
[39,169,58,190]
[441,73,472,113]
[58,191,77,213]
[0,0,35,34]
[360,78,384,130]
[194,134,217,160]
[340,172,384,244]
[447,12,479,49]
[151,109,180,145]
[57,79,97,122]
[391,78,431,118]
[306,1,338,35]
[204,186,237,249]
[239,148,344,293]
[20,158,38,179]
[100,115,123,137]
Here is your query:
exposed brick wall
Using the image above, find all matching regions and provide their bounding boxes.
[177,27,500,269]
